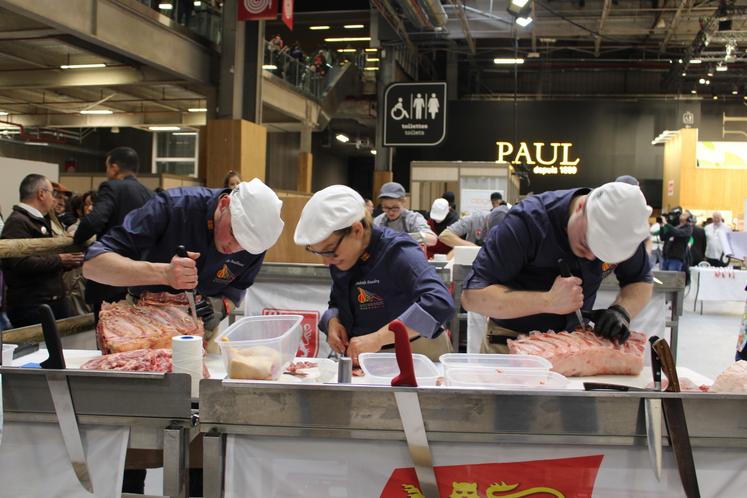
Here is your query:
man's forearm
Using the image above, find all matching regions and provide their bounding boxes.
[462,285,551,319]
[82,252,169,287]
[613,282,653,318]
[439,229,476,248]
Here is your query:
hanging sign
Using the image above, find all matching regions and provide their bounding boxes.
[238,0,277,21]
[281,0,293,30]
[384,82,447,146]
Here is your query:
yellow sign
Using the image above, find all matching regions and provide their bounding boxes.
[496,141,580,175]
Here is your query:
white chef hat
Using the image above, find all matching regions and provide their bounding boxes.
[229,178,284,254]
[586,182,652,263]
[294,185,365,246]
[430,198,449,223]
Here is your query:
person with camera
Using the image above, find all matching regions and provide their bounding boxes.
[660,207,693,272]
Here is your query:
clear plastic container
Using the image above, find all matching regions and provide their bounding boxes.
[216,315,302,380]
[445,366,569,390]
[359,353,440,386]
[2,343,17,366]
[439,353,552,377]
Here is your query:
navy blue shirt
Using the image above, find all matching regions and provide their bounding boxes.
[85,187,264,305]
[320,226,455,339]
[464,188,652,333]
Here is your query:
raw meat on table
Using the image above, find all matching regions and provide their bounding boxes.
[97,300,204,354]
[138,291,202,308]
[80,348,209,377]
[710,360,747,393]
[508,329,646,377]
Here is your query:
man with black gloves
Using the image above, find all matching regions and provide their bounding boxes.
[660,207,693,272]
[462,182,653,352]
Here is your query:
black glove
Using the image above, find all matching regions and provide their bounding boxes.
[195,296,226,332]
[582,304,631,344]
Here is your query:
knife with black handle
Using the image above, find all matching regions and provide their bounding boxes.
[175,245,199,324]
[647,335,663,480]
[558,258,585,329]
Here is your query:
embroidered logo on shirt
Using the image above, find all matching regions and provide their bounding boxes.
[601,262,618,280]
[357,287,384,311]
[214,264,235,283]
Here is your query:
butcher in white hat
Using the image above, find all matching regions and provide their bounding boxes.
[83,178,284,335]
[294,185,455,364]
[462,182,653,352]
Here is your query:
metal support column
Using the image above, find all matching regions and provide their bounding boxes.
[163,425,189,498]
[203,430,225,498]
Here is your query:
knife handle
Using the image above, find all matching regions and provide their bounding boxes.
[389,320,417,387]
[652,338,680,392]
[558,258,572,278]
[649,336,662,390]
[176,245,188,258]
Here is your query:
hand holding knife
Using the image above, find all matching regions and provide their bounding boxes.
[558,258,586,329]
[175,245,199,324]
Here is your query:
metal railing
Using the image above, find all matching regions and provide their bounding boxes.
[264,42,328,101]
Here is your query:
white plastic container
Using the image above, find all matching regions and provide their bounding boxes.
[453,246,481,265]
[216,315,302,380]
[359,353,440,386]
[445,366,569,390]
[2,343,17,366]
[439,353,552,377]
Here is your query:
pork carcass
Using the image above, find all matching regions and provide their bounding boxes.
[138,291,202,308]
[97,301,204,354]
[81,348,209,377]
[710,360,747,393]
[508,330,646,377]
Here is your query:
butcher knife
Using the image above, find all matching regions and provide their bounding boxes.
[558,259,585,329]
[175,245,199,324]
[647,336,663,481]
[651,338,700,498]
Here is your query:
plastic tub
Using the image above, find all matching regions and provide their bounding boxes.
[2,344,17,366]
[439,353,552,377]
[445,366,569,390]
[216,315,302,380]
[359,353,440,386]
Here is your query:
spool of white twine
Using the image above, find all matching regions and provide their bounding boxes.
[172,335,203,397]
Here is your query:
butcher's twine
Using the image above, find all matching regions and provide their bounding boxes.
[172,335,203,397]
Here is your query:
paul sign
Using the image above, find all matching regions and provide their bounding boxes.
[496,141,580,175]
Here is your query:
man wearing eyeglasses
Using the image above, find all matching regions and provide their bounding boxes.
[373,182,437,246]
[462,182,653,353]
[1,174,84,327]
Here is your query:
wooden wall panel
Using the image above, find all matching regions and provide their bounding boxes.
[372,170,393,200]
[206,119,267,189]
[296,152,313,193]
[264,191,320,264]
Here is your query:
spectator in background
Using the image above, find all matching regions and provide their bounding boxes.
[649,215,664,269]
[373,182,437,246]
[661,207,692,272]
[426,198,454,259]
[0,207,11,331]
[74,147,154,325]
[67,191,97,237]
[1,174,83,327]
[364,198,374,216]
[176,0,193,26]
[490,192,503,209]
[705,211,731,267]
[52,182,77,229]
[442,191,456,211]
[223,170,242,189]
[688,210,706,266]
[439,208,508,249]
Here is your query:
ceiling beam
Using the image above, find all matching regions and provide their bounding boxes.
[447,0,476,55]
[660,0,692,53]
[595,0,612,57]
[0,66,179,90]
[0,28,59,40]
[3,110,206,129]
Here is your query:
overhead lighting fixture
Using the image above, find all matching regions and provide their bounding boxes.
[149,126,180,131]
[699,78,706,84]
[173,132,198,136]
[365,48,377,52]
[158,3,173,10]
[337,48,356,53]
[324,37,371,43]
[713,95,719,100]
[0,111,7,116]
[335,133,350,143]
[309,25,330,30]
[188,107,207,112]
[507,0,531,18]
[494,58,525,64]
[26,142,49,147]
[194,1,201,6]
[527,51,541,58]
[689,58,702,64]
[678,58,684,63]
[262,64,277,70]
[691,89,697,94]
[364,67,379,71]
[0,130,20,135]
[706,79,711,85]
[60,63,106,69]
[367,57,380,62]
[510,0,529,6]
[716,64,728,72]
[681,72,687,77]
[80,109,113,115]
[707,68,714,77]
[344,24,365,29]
[370,149,377,155]
[516,16,533,27]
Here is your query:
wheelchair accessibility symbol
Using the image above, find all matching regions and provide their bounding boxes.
[390,97,409,120]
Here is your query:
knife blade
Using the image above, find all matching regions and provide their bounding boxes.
[558,259,585,329]
[647,335,663,481]
[652,338,700,498]
[175,245,199,324]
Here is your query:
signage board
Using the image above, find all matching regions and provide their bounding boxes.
[238,0,277,21]
[384,82,446,146]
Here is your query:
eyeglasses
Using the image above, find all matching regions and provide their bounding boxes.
[306,228,351,257]
[381,205,401,212]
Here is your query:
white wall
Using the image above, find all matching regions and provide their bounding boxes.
[0,157,58,220]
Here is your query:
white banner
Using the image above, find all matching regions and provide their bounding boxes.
[245,282,332,358]
[225,435,746,497]
[691,267,747,304]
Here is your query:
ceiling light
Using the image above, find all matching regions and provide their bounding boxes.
[188,107,207,112]
[716,64,728,72]
[25,142,49,146]
[699,78,706,84]
[494,58,525,64]
[262,64,277,70]
[510,0,530,7]
[706,79,711,85]
[364,67,379,71]
[158,3,173,10]
[337,48,356,53]
[370,149,377,155]
[527,51,541,58]
[324,37,371,42]
[689,58,702,64]
[344,24,365,29]
[713,95,719,100]
[707,69,714,77]
[173,132,198,136]
[516,16,533,27]
[678,58,683,63]
[194,1,201,6]
[691,89,697,94]
[367,57,380,62]
[309,26,330,30]
[149,126,180,131]
[681,72,687,77]
[336,133,349,143]
[0,130,20,135]
[0,111,7,116]
[60,63,106,69]
[365,48,377,52]
[80,109,113,115]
